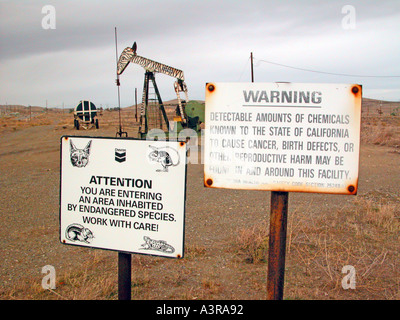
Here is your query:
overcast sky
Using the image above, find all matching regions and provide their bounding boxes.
[1,0,399,108]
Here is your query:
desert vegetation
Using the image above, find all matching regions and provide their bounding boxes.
[0,98,399,300]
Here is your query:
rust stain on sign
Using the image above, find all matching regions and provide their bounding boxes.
[204,177,213,187]
[351,84,361,96]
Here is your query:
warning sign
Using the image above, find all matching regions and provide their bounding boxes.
[60,136,187,258]
[204,82,361,194]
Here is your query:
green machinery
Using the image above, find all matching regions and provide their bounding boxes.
[73,100,99,130]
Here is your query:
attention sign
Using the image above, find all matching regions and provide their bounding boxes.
[204,82,361,194]
[60,136,187,258]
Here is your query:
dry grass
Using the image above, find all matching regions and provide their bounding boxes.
[361,115,400,149]
[0,244,211,300]
[0,114,53,133]
[1,112,399,300]
[236,195,400,300]
[237,222,269,263]
[0,251,118,300]
[201,278,223,295]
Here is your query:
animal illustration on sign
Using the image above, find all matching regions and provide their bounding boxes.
[65,223,94,243]
[140,236,175,253]
[70,139,92,168]
[148,145,180,172]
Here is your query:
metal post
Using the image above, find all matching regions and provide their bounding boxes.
[135,88,138,122]
[249,56,288,299]
[114,27,128,137]
[118,252,131,300]
[143,72,150,135]
[267,191,289,300]
[250,52,254,83]
[150,73,170,131]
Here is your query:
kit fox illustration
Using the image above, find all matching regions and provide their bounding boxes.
[70,139,92,168]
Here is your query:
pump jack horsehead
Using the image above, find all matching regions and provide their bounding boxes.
[117,42,189,135]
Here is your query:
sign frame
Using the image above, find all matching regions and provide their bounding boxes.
[204,82,362,195]
[59,135,187,259]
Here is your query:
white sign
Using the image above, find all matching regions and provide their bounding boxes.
[60,136,187,258]
[204,82,361,195]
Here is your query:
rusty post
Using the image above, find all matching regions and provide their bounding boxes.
[267,191,289,300]
[249,60,288,299]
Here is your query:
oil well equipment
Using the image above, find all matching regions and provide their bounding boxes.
[116,42,202,138]
[73,100,99,130]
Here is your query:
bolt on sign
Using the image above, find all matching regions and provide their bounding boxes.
[204,82,362,194]
[60,136,187,258]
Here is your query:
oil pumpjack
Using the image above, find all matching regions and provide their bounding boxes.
[116,42,200,138]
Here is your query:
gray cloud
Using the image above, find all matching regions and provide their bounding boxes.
[1,0,399,107]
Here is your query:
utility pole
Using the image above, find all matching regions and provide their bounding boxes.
[250,52,254,83]
[250,51,289,300]
[135,88,138,122]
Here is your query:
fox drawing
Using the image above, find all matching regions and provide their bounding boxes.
[70,140,92,168]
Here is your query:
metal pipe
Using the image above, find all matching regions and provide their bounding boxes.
[251,52,254,83]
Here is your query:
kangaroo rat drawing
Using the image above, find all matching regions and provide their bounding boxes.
[148,145,180,172]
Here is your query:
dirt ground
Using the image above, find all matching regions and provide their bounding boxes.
[0,110,399,300]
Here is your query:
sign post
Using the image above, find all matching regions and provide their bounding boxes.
[60,136,187,299]
[118,252,132,300]
[204,82,361,299]
[267,191,288,300]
